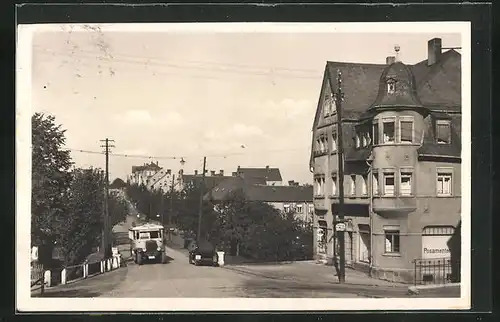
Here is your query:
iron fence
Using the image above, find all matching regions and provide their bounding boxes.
[413,257,460,286]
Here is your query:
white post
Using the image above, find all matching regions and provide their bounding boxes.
[83,264,88,278]
[217,251,225,267]
[107,259,111,271]
[44,270,51,287]
[100,261,104,273]
[61,268,67,285]
[117,255,121,268]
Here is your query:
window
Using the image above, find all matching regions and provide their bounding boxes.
[436,120,451,144]
[319,138,325,153]
[400,171,413,196]
[400,118,414,143]
[437,170,452,196]
[372,122,379,145]
[331,175,337,195]
[372,172,379,195]
[387,80,396,94]
[296,204,303,213]
[323,96,330,117]
[315,176,325,196]
[355,134,360,148]
[350,175,356,196]
[331,132,337,152]
[382,118,396,144]
[283,204,290,213]
[361,175,368,196]
[362,133,368,147]
[384,227,400,253]
[383,172,395,196]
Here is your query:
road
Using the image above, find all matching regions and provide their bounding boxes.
[38,213,458,298]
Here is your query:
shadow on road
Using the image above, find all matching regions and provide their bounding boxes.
[240,278,411,298]
[33,289,102,298]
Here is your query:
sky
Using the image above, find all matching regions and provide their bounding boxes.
[30,24,461,184]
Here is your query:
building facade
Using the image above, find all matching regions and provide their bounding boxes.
[310,38,461,283]
[127,161,162,186]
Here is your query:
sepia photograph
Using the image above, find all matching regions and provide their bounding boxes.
[17,22,471,311]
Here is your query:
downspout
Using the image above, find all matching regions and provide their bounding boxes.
[366,158,374,277]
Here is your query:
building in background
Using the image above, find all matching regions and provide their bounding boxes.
[205,176,314,223]
[127,161,162,186]
[236,165,283,186]
[310,38,461,283]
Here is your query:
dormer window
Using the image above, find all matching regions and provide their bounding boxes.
[387,78,396,94]
[436,120,451,144]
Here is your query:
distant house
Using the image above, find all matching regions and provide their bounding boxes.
[204,176,314,223]
[236,165,283,186]
[127,161,162,186]
[147,168,175,193]
[178,169,267,193]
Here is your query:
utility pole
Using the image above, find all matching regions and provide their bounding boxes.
[335,70,346,283]
[168,174,175,241]
[197,157,207,243]
[100,138,114,259]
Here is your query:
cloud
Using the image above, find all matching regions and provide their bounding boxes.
[113,109,153,125]
[259,98,314,119]
[204,123,264,141]
[113,110,184,127]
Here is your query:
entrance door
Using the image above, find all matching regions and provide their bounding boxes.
[317,220,328,255]
[358,224,371,263]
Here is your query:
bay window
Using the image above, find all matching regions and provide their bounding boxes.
[400,117,414,143]
[382,118,396,144]
[383,172,395,196]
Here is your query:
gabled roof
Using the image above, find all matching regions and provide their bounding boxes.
[205,177,313,203]
[310,48,461,165]
[236,167,283,182]
[131,162,162,173]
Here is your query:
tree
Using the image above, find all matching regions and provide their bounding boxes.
[109,190,129,226]
[58,168,105,267]
[31,113,72,250]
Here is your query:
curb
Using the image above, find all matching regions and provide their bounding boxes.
[407,283,460,295]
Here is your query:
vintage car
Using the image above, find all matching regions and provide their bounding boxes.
[188,239,218,266]
[129,223,168,265]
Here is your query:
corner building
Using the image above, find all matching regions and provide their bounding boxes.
[310,38,461,283]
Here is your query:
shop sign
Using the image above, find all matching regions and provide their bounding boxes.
[422,235,452,259]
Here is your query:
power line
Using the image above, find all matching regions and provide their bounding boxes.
[33,46,323,75]
[35,49,322,80]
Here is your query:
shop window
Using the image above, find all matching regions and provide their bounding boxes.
[382,118,396,144]
[372,172,379,195]
[400,171,413,196]
[400,118,414,143]
[437,170,452,196]
[384,226,400,254]
[383,172,395,196]
[422,226,455,236]
[436,120,451,144]
[372,122,379,145]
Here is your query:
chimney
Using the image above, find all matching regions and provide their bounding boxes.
[266,165,270,170]
[288,180,294,186]
[232,172,237,177]
[427,38,442,66]
[386,56,396,65]
[220,170,224,176]
[166,169,171,175]
[237,166,240,171]
[210,170,216,176]
[194,170,198,175]
[156,161,159,166]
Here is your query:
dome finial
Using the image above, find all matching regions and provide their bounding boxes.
[394,44,401,62]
